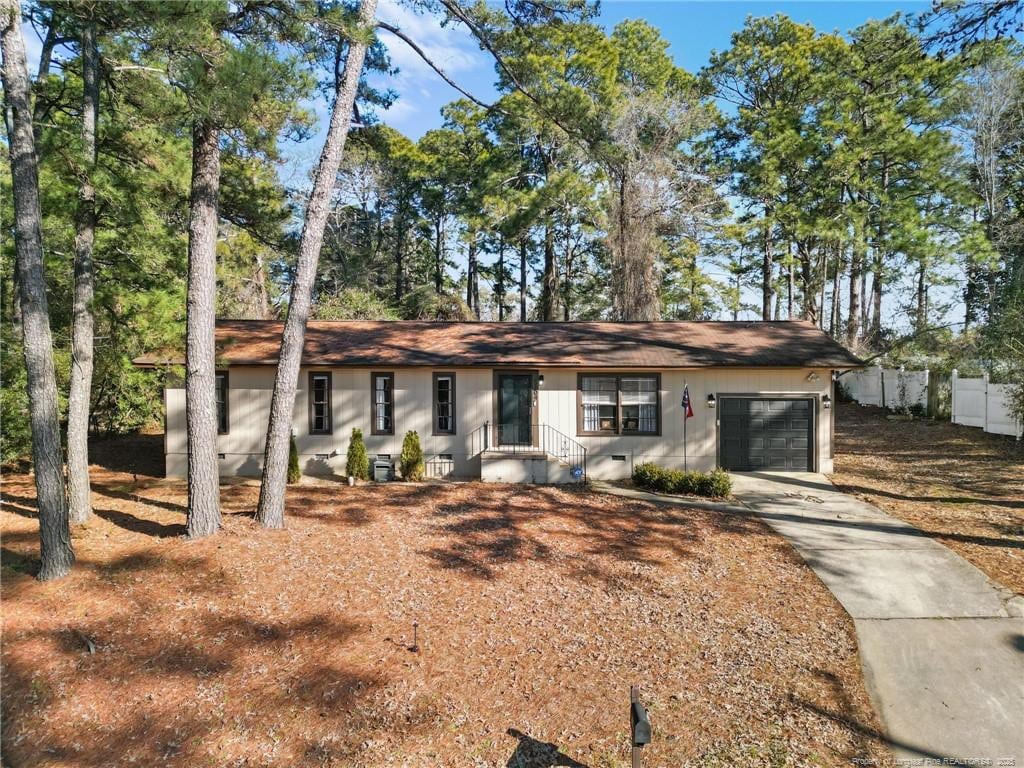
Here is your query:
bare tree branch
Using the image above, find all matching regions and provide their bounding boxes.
[376,20,492,110]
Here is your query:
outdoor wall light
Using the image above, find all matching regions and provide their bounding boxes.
[538,374,545,387]
[706,394,716,408]
[822,395,832,409]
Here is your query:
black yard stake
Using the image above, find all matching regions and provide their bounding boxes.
[410,621,419,652]
[630,685,651,768]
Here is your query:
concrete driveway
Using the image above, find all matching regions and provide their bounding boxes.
[731,472,1024,763]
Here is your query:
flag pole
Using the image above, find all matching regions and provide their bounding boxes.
[683,380,688,472]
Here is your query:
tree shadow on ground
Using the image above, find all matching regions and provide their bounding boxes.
[795,669,943,761]
[505,728,589,768]
[91,483,186,515]
[418,483,770,585]
[92,507,185,538]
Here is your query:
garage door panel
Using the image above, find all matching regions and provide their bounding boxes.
[719,397,814,472]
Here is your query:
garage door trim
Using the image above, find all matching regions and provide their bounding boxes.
[715,393,818,472]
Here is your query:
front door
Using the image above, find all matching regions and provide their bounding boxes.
[498,374,534,446]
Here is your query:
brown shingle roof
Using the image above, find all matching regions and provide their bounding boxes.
[134,320,864,369]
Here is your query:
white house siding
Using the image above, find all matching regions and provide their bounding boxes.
[163,365,834,479]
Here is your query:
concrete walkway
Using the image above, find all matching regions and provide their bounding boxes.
[595,475,1024,761]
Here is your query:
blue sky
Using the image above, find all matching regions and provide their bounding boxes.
[368,0,928,141]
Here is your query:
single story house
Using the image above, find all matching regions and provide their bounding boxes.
[138,319,863,483]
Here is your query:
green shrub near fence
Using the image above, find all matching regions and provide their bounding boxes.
[632,462,732,499]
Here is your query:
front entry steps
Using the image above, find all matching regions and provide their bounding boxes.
[480,450,578,484]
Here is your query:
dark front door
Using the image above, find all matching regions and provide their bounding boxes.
[498,374,534,445]
[719,397,814,471]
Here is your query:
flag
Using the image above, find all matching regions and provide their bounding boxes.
[682,385,694,419]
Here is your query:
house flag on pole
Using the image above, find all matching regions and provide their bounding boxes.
[682,385,694,419]
[682,384,693,470]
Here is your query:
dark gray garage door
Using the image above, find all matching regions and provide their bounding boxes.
[719,398,813,471]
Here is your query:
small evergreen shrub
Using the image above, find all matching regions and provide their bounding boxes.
[399,430,425,481]
[632,462,731,498]
[346,428,369,480]
[287,433,301,484]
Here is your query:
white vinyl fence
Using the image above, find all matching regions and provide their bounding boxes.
[952,370,1023,438]
[842,365,928,410]
[842,366,1021,439]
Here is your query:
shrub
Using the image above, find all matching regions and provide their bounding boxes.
[287,433,301,484]
[346,428,369,480]
[399,430,425,481]
[632,462,732,499]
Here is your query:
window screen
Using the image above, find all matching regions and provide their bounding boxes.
[581,376,618,433]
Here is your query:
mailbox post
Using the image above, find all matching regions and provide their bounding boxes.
[630,685,651,768]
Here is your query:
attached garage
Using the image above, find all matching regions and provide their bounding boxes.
[719,397,815,472]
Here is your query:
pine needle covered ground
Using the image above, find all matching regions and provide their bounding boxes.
[3,441,887,767]
[831,403,1024,596]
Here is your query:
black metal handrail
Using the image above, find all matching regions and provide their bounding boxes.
[468,421,587,480]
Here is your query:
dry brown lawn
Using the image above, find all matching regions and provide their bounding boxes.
[2,439,888,767]
[831,402,1024,595]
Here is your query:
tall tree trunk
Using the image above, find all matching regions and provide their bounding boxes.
[67,20,99,525]
[817,248,827,329]
[761,214,772,320]
[519,238,528,321]
[185,118,222,538]
[497,235,505,321]
[394,211,405,303]
[830,242,841,338]
[848,229,864,344]
[561,219,573,321]
[786,243,794,319]
[915,259,927,333]
[466,237,478,318]
[539,222,557,321]
[256,1,377,529]
[1,0,74,579]
[433,217,443,293]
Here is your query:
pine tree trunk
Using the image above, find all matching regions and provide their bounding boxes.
[1,0,74,579]
[761,215,772,320]
[539,222,557,321]
[394,211,405,302]
[466,238,477,316]
[185,118,222,538]
[497,235,505,321]
[848,236,863,344]
[256,0,377,529]
[519,238,527,321]
[67,21,99,525]
[433,217,443,293]
[830,242,841,338]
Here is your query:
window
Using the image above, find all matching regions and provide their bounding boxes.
[372,373,394,435]
[433,373,456,435]
[216,371,229,434]
[580,376,618,433]
[309,372,332,434]
[578,374,660,436]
